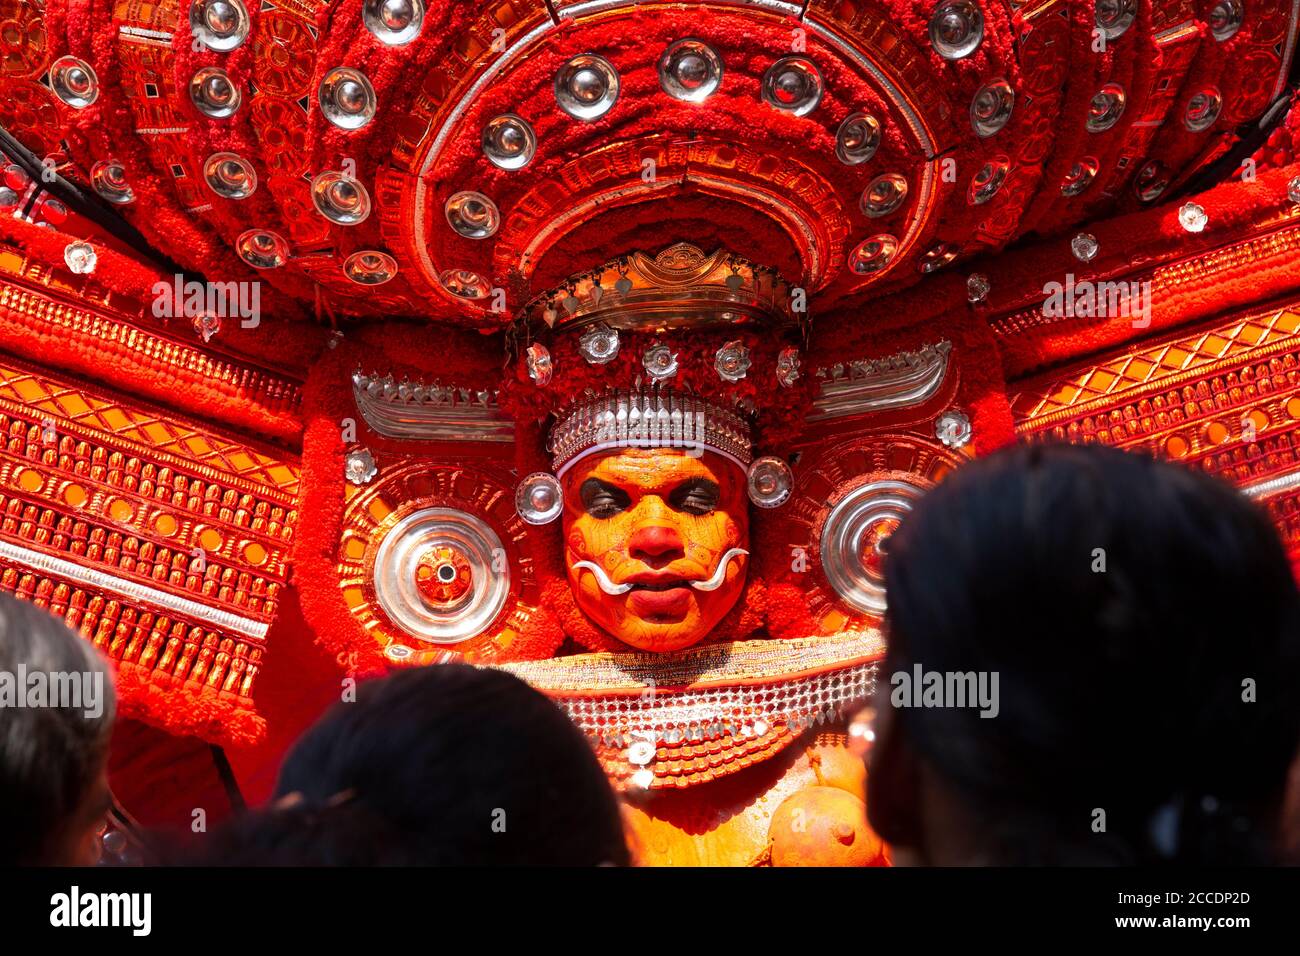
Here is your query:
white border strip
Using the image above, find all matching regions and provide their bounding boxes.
[1241,468,1300,501]
[0,540,269,640]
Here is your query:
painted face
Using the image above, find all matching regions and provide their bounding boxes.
[561,447,749,652]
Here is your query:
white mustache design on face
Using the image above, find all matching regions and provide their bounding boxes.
[571,548,749,596]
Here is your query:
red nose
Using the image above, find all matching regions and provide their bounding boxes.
[627,525,685,567]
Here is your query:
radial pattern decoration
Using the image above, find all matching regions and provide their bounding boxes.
[0,0,1294,325]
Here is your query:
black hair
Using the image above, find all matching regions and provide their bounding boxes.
[873,443,1300,864]
[0,593,115,865]
[258,664,630,866]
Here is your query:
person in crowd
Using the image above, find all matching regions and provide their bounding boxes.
[195,664,630,865]
[867,443,1300,865]
[0,593,115,865]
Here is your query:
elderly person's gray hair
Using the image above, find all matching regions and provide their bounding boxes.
[0,592,115,863]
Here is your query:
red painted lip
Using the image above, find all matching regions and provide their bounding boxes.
[626,586,693,621]
[621,571,698,588]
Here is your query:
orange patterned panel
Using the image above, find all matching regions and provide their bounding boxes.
[0,353,300,745]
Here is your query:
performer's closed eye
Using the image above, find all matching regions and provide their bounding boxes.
[669,478,720,515]
[580,478,630,518]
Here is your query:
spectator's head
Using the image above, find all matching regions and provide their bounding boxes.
[868,443,1300,865]
[0,594,115,865]
[267,664,629,865]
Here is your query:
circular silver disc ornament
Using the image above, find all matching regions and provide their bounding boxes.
[1183,87,1222,132]
[236,229,289,269]
[1209,0,1243,42]
[482,114,536,170]
[1095,0,1136,40]
[189,66,241,119]
[372,507,509,644]
[835,112,881,165]
[203,152,257,200]
[1134,161,1170,202]
[555,54,620,121]
[968,157,1009,204]
[50,56,99,109]
[862,173,908,217]
[445,191,500,239]
[439,269,491,299]
[820,479,925,615]
[970,78,1014,138]
[761,56,823,116]
[190,0,250,52]
[658,39,723,102]
[1060,157,1099,197]
[1086,83,1126,132]
[747,457,793,509]
[918,242,959,273]
[849,234,898,275]
[319,67,377,130]
[91,160,134,204]
[311,171,371,225]
[344,250,398,285]
[929,0,984,60]
[515,473,563,525]
[363,0,425,46]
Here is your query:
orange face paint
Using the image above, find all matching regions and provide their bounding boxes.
[561,447,749,652]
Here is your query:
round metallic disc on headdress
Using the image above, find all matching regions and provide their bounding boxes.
[836,112,881,165]
[50,56,99,109]
[439,269,491,299]
[1133,161,1170,202]
[515,473,563,525]
[445,191,500,239]
[1094,0,1136,40]
[91,160,134,204]
[236,229,289,269]
[928,0,984,60]
[189,66,241,119]
[344,251,398,285]
[1060,157,1099,197]
[319,67,377,130]
[190,0,249,52]
[747,457,793,509]
[363,0,425,46]
[849,234,897,275]
[555,54,620,121]
[968,157,1009,205]
[482,114,536,170]
[1183,88,1222,132]
[1209,0,1243,41]
[861,174,908,218]
[970,78,1014,138]
[1086,83,1126,132]
[311,171,371,225]
[203,152,257,200]
[761,56,823,116]
[918,242,959,273]
[658,39,723,102]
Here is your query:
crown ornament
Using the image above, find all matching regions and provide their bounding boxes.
[523,243,801,335]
